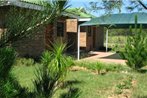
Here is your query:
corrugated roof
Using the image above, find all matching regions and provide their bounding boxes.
[80,12,147,27]
[20,1,95,18]
[0,1,95,18]
[0,0,42,10]
[66,8,95,18]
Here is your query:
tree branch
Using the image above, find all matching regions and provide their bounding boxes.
[138,0,147,10]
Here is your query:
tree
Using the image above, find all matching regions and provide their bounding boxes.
[88,0,147,15]
[127,0,147,11]
[88,0,123,14]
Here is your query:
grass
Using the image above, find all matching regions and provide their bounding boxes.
[131,73,147,98]
[12,65,37,91]
[58,71,127,98]
[104,35,127,52]
[11,58,147,98]
[75,61,128,72]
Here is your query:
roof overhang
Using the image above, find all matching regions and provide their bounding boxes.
[78,18,91,22]
[0,0,43,10]
[80,12,147,28]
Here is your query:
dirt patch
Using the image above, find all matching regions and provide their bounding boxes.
[70,66,88,71]
[108,75,136,98]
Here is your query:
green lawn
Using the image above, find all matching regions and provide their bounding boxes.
[11,61,147,98]
[104,35,127,52]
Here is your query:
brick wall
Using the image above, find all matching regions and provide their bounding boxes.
[45,24,54,50]
[13,30,45,58]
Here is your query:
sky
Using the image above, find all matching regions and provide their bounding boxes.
[68,0,147,17]
[68,0,98,15]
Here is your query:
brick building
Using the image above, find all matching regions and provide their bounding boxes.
[0,1,105,58]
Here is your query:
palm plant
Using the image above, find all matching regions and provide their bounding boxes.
[33,41,73,98]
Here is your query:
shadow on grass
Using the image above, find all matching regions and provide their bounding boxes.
[59,87,81,98]
[61,80,83,89]
[137,95,147,98]
[60,80,82,98]
[137,69,147,74]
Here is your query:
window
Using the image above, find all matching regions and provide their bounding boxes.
[80,26,86,32]
[87,26,91,36]
[57,22,64,37]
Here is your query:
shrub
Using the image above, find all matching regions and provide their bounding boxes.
[121,18,147,70]
[0,48,28,98]
[0,48,16,79]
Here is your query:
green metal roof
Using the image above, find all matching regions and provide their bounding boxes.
[21,1,95,18]
[66,8,95,18]
[1,1,95,18]
[20,1,95,18]
[80,12,147,28]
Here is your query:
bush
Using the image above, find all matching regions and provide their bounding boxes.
[0,48,16,79]
[0,48,28,98]
[121,22,147,70]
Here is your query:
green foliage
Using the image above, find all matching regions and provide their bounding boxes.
[96,62,105,74]
[76,61,127,73]
[89,0,122,14]
[0,1,70,97]
[121,19,147,70]
[89,1,147,15]
[115,75,133,95]
[33,41,73,98]
[11,61,147,98]
[95,62,103,74]
[0,48,16,79]
[0,48,28,98]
